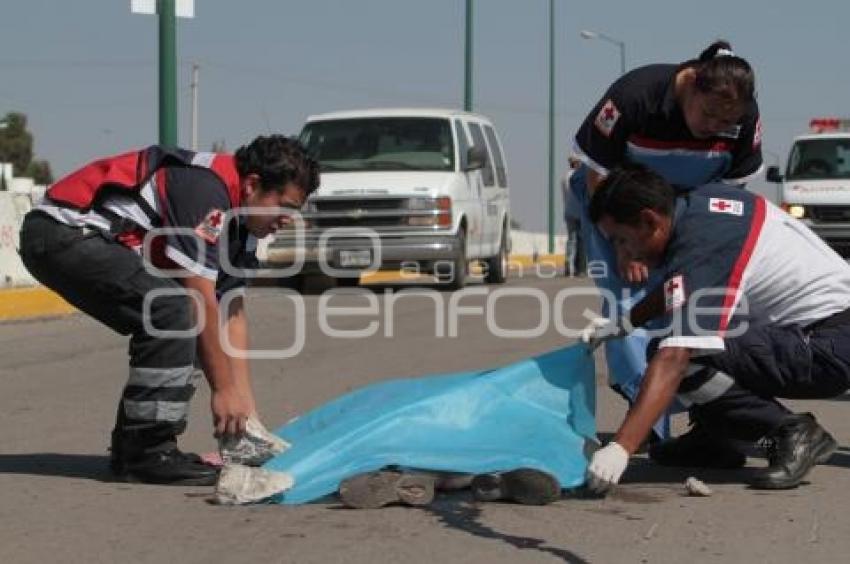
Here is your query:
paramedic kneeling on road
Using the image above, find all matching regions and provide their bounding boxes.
[19,136,319,486]
[583,164,850,493]
[570,40,763,438]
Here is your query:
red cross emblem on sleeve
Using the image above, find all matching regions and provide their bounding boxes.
[594,99,621,138]
[709,198,743,216]
[195,208,225,243]
[664,275,686,312]
[208,210,222,228]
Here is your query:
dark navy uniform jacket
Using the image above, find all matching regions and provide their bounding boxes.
[574,64,763,188]
[649,184,850,356]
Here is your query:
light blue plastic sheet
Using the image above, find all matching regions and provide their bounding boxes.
[264,344,597,504]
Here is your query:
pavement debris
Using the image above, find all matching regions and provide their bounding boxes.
[684,477,712,497]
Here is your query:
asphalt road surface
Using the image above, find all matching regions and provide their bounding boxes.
[1,274,848,564]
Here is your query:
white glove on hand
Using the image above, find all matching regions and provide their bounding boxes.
[586,441,629,493]
[580,314,629,351]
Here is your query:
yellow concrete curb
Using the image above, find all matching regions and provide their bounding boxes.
[360,270,429,284]
[506,253,565,269]
[0,286,76,321]
[0,254,566,321]
[359,254,565,284]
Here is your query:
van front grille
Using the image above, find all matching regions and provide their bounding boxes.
[314,198,405,212]
[312,197,409,228]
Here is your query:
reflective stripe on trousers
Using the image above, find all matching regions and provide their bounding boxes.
[121,366,198,428]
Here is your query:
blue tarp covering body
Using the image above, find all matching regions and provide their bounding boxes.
[265,344,596,504]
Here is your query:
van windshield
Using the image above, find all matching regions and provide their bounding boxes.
[786,138,850,180]
[299,117,455,172]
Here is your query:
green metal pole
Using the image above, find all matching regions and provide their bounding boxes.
[464,0,473,111]
[158,0,178,146]
[547,0,555,254]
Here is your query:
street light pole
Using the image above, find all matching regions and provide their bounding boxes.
[619,41,625,76]
[547,0,555,254]
[580,29,626,75]
[464,0,473,111]
[132,0,193,147]
[159,0,178,146]
[190,62,199,151]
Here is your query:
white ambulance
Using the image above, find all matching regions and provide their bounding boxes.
[265,108,511,291]
[767,118,850,257]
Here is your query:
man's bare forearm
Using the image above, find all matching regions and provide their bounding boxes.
[613,346,690,453]
[224,294,257,415]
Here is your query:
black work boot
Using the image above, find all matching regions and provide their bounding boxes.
[471,468,561,505]
[110,430,218,486]
[750,413,837,490]
[649,424,746,469]
[113,448,219,486]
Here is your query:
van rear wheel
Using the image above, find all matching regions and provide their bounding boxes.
[485,229,508,284]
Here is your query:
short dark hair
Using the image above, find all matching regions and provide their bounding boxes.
[589,163,675,225]
[235,135,320,195]
[683,40,755,104]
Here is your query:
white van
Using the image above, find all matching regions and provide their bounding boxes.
[767,118,850,257]
[265,108,511,290]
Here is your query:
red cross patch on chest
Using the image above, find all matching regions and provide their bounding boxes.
[195,208,225,244]
[594,99,621,138]
[709,198,744,216]
[664,275,686,312]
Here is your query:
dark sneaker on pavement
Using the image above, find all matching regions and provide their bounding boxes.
[338,471,436,509]
[471,468,561,505]
[751,413,837,490]
[649,424,746,469]
[111,448,220,486]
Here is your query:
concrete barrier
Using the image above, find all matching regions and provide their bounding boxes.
[0,192,36,288]
[0,191,76,321]
[509,230,567,257]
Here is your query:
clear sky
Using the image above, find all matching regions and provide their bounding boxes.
[1,0,847,230]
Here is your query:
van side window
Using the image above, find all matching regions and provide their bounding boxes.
[483,125,508,188]
[454,119,470,171]
[467,122,495,187]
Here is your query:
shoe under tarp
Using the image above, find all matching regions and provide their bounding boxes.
[262,344,596,504]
